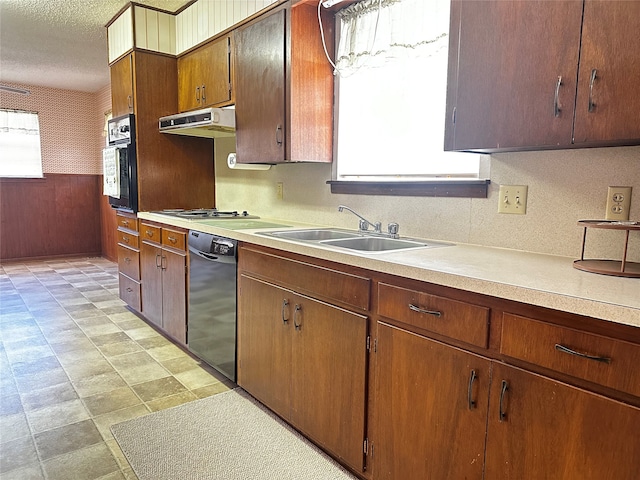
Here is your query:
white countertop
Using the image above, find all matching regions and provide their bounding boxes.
[138,212,640,329]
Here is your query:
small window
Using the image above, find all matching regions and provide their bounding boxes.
[329,0,482,191]
[0,109,44,178]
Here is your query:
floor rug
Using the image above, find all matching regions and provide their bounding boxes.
[111,388,358,480]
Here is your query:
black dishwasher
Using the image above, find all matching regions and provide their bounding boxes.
[187,230,237,382]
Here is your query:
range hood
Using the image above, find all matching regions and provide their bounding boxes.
[159,107,235,138]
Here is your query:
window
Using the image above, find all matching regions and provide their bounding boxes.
[327,0,485,195]
[0,109,44,178]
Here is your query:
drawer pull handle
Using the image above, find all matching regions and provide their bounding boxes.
[281,299,290,324]
[408,303,442,317]
[294,304,302,331]
[554,76,562,117]
[122,220,129,226]
[588,68,597,112]
[126,287,133,293]
[168,236,177,244]
[155,254,161,269]
[554,344,611,364]
[146,230,154,237]
[124,257,131,264]
[123,236,129,243]
[499,380,509,422]
[467,369,477,410]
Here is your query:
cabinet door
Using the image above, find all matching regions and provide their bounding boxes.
[485,363,640,479]
[446,0,583,151]
[291,293,368,472]
[235,8,286,163]
[161,248,186,345]
[140,241,163,328]
[110,54,134,117]
[573,1,640,144]
[237,275,292,420]
[178,35,233,112]
[374,322,490,480]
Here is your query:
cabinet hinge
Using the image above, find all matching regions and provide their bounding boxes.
[452,106,457,125]
[363,438,368,455]
[374,337,378,353]
[366,335,370,352]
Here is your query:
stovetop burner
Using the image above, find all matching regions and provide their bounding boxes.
[155,208,258,219]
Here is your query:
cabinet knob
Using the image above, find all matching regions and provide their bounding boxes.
[123,236,129,243]
[125,257,131,264]
[126,287,133,293]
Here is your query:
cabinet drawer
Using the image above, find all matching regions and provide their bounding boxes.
[118,230,139,249]
[501,313,640,397]
[117,245,140,280]
[117,213,138,232]
[119,273,141,312]
[162,228,186,251]
[239,247,370,311]
[140,223,161,244]
[377,283,490,348]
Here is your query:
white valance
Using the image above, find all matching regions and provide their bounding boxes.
[335,0,451,75]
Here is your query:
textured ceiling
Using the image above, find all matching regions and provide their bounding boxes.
[0,0,192,93]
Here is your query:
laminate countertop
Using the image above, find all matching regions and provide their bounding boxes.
[138,212,640,329]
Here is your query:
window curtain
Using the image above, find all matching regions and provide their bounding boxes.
[0,109,44,178]
[335,0,450,76]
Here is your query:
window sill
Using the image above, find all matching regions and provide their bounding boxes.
[327,179,490,198]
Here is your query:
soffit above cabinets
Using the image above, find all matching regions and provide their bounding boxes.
[107,0,279,63]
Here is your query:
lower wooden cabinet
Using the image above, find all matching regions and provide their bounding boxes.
[374,322,490,480]
[485,363,640,479]
[116,211,141,312]
[238,266,369,472]
[140,222,187,344]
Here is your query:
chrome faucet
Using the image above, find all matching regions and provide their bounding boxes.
[338,205,399,238]
[338,205,382,233]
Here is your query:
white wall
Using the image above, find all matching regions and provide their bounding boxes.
[213,137,640,261]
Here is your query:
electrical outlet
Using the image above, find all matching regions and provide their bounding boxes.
[605,186,632,221]
[276,182,284,200]
[498,185,528,214]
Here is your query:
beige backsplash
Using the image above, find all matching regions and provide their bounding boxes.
[214,137,639,261]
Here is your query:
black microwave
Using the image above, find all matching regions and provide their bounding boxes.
[103,114,138,212]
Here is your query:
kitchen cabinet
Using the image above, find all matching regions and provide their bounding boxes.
[108,50,216,212]
[140,221,187,344]
[444,0,640,152]
[485,363,640,479]
[110,54,134,118]
[373,273,640,480]
[177,34,234,112]
[116,211,141,312]
[374,322,490,480]
[237,246,370,472]
[234,2,334,163]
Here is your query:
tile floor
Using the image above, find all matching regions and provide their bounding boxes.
[0,257,233,479]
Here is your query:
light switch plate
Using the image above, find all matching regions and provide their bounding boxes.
[498,185,528,214]
[605,186,632,221]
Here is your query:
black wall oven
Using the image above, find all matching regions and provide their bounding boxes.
[103,114,138,212]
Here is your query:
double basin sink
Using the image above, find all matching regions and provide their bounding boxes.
[262,228,452,253]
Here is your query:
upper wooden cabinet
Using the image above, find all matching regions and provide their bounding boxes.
[445,0,640,152]
[177,34,234,112]
[234,2,334,163]
[110,54,134,118]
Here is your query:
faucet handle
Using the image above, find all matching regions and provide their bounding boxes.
[388,223,399,238]
[358,219,369,232]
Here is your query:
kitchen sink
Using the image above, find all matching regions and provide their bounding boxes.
[267,229,361,241]
[322,236,432,252]
[262,229,453,253]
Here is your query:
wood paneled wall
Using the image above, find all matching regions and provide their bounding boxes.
[0,174,103,261]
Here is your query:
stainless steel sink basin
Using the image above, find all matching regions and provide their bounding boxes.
[262,228,453,253]
[267,229,361,241]
[322,236,432,252]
